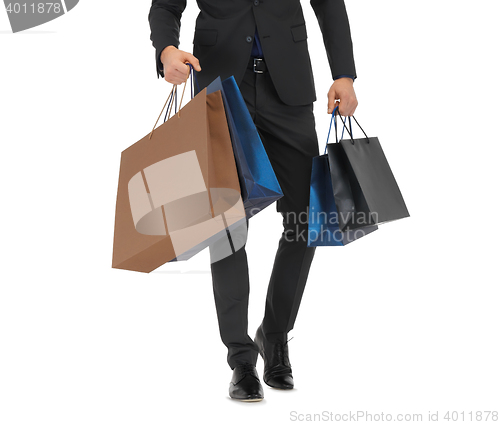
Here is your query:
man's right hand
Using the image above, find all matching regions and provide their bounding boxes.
[160,46,201,85]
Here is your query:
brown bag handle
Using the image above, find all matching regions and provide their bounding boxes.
[148,73,190,140]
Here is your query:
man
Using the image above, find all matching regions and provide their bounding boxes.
[148,0,358,402]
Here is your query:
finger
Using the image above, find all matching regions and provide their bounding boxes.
[338,104,347,117]
[165,77,184,85]
[344,98,358,117]
[164,73,182,85]
[164,75,183,85]
[338,100,348,117]
[168,66,190,83]
[327,92,337,114]
[181,63,191,81]
[340,97,358,117]
[178,52,201,73]
[330,100,339,115]
[350,99,359,116]
[184,53,202,71]
[174,61,191,79]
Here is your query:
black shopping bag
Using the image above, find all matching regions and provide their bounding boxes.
[331,111,410,227]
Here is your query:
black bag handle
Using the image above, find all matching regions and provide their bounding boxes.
[325,107,371,152]
[346,115,370,145]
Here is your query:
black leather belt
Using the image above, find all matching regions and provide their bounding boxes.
[247,57,267,73]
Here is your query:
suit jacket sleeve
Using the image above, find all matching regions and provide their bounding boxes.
[310,0,357,80]
[148,0,187,78]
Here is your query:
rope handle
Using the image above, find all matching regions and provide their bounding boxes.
[346,115,370,144]
[324,107,370,152]
[324,106,349,154]
[148,63,198,140]
[162,63,201,124]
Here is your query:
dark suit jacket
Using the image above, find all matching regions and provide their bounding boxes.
[148,0,356,106]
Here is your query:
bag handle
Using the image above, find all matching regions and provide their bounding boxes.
[163,63,201,123]
[148,63,200,140]
[346,115,370,145]
[324,107,370,150]
[324,106,350,154]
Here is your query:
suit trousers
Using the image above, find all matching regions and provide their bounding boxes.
[209,63,320,369]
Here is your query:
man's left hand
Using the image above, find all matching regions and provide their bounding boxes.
[327,78,358,116]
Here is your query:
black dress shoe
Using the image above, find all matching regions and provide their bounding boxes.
[229,363,264,401]
[255,325,294,389]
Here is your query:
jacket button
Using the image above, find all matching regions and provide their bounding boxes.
[254,0,259,5]
[246,36,253,43]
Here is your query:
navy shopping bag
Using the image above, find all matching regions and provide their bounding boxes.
[307,107,378,247]
[206,76,283,219]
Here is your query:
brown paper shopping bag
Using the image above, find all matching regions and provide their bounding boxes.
[112,84,246,273]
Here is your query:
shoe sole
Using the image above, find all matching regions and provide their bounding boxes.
[263,379,294,390]
[230,397,264,402]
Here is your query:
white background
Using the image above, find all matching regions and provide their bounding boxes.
[1,1,499,424]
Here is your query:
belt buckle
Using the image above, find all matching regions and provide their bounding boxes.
[253,58,264,74]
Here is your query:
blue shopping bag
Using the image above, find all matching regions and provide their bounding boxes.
[206,76,283,219]
[307,107,378,247]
